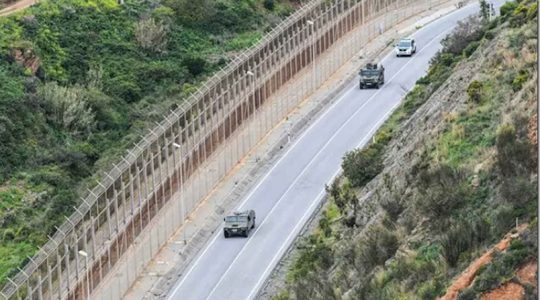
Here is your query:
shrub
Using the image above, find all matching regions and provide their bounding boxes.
[500,1,518,17]
[440,221,473,267]
[183,56,207,76]
[418,277,446,300]
[264,0,275,10]
[342,145,383,187]
[152,6,175,23]
[466,80,483,103]
[511,70,528,91]
[508,2,533,26]
[38,82,95,135]
[357,224,399,270]
[441,215,491,267]
[456,288,476,300]
[134,18,169,53]
[490,204,517,237]
[379,178,405,221]
[500,175,537,209]
[416,164,471,220]
[463,41,480,57]
[471,240,531,293]
[441,16,484,55]
[496,123,534,176]
[165,0,216,26]
[288,235,333,282]
[380,195,404,221]
[526,2,537,19]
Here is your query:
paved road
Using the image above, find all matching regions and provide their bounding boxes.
[167,2,502,299]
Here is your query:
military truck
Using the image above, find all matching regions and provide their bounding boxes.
[359,62,385,89]
[223,210,256,238]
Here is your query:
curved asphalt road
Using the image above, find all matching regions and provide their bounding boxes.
[167,2,502,299]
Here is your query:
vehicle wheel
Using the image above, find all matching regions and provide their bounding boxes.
[224,231,229,238]
[251,223,255,229]
[359,84,363,89]
[375,83,380,89]
[244,230,249,237]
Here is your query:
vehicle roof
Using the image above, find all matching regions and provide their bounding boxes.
[363,62,379,69]
[228,210,253,217]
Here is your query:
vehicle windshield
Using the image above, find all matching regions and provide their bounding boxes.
[225,216,248,222]
[361,70,379,76]
[398,40,411,47]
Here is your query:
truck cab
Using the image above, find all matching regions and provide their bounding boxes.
[223,210,256,238]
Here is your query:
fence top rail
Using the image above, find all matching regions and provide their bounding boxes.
[0,0,332,294]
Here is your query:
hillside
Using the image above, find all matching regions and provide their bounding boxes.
[0,0,300,284]
[272,1,538,299]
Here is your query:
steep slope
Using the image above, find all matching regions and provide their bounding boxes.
[272,1,537,299]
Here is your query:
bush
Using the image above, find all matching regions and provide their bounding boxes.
[288,235,333,282]
[500,175,537,209]
[357,224,399,270]
[456,288,476,300]
[264,0,275,10]
[500,1,518,17]
[510,3,530,26]
[466,80,483,103]
[418,277,446,300]
[490,205,517,237]
[441,215,491,267]
[380,195,404,221]
[512,70,528,91]
[441,16,484,55]
[134,18,169,53]
[379,177,405,221]
[463,41,480,57]
[37,82,95,136]
[342,145,383,187]
[526,2,537,19]
[183,56,207,76]
[471,240,531,293]
[441,221,473,267]
[416,164,471,220]
[496,123,534,177]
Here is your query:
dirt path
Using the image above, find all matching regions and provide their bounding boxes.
[0,0,37,16]
[439,223,529,300]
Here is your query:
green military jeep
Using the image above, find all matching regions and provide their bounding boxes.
[223,210,256,238]
[359,62,385,89]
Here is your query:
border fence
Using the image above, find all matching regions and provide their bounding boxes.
[0,0,447,298]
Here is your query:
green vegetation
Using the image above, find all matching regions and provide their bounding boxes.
[274,1,538,299]
[457,232,537,299]
[0,0,299,283]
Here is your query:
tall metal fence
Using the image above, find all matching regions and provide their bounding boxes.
[0,0,446,298]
